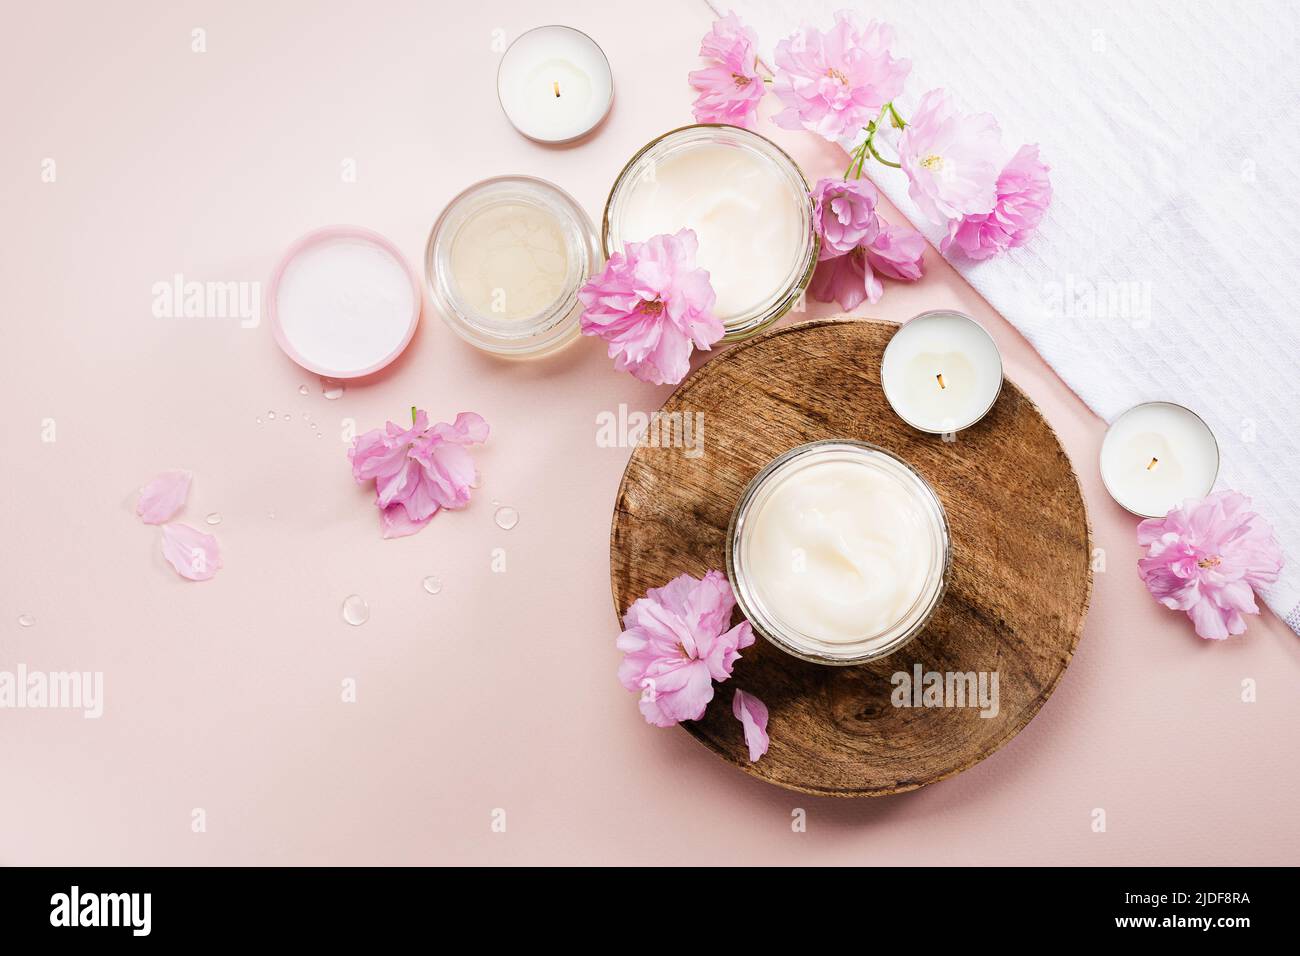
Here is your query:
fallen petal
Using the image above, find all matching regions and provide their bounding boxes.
[732,689,770,761]
[160,523,222,581]
[136,470,192,524]
[379,503,435,539]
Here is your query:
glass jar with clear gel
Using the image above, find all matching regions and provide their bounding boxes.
[602,125,818,342]
[426,176,602,358]
[727,440,950,665]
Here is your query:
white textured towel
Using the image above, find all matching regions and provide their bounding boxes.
[709,0,1300,633]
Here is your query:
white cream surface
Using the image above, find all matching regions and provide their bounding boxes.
[276,237,414,375]
[449,201,571,322]
[616,143,803,322]
[743,459,938,645]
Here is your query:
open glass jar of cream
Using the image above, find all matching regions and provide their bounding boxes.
[426,176,601,358]
[727,441,950,665]
[603,125,818,341]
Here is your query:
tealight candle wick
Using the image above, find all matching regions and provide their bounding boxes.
[1147,457,1159,471]
[553,81,561,97]
[936,372,946,390]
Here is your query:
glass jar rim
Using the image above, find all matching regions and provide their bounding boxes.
[425,175,600,358]
[726,440,951,666]
[601,124,819,343]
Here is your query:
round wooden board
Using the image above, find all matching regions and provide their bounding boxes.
[610,318,1092,796]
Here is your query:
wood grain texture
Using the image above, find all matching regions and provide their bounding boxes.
[610,318,1092,796]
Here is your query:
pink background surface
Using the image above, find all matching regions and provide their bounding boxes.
[3,0,1297,866]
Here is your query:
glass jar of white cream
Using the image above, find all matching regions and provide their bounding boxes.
[727,441,950,665]
[602,125,818,342]
[426,176,601,358]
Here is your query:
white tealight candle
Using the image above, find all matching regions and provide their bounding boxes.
[881,310,1004,433]
[1100,402,1219,518]
[496,26,613,143]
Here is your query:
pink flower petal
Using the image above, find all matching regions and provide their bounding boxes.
[641,661,716,726]
[732,689,770,761]
[688,14,765,129]
[379,503,435,539]
[136,470,192,524]
[771,12,910,144]
[347,408,488,539]
[617,570,753,727]
[809,214,926,310]
[865,222,927,281]
[579,230,721,386]
[160,523,222,581]
[812,177,880,258]
[899,88,1002,225]
[1137,490,1283,640]
[431,411,490,445]
[941,144,1052,260]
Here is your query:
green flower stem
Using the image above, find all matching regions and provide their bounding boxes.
[866,138,902,169]
[844,102,907,178]
[843,140,868,179]
[410,405,417,425]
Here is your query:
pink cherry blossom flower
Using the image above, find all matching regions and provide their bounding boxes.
[579,229,722,386]
[136,469,192,524]
[1137,491,1283,640]
[898,88,1002,224]
[688,13,765,128]
[809,248,872,310]
[811,176,880,258]
[808,220,926,309]
[772,12,910,143]
[160,523,222,581]
[732,689,770,761]
[942,144,1052,260]
[865,221,926,283]
[349,408,489,539]
[617,570,755,727]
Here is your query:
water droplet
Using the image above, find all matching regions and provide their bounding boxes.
[267,410,276,420]
[282,413,292,422]
[298,384,309,396]
[316,433,323,439]
[342,594,369,626]
[17,614,35,627]
[205,512,222,526]
[322,380,344,400]
[494,505,519,530]
[422,576,442,595]
[255,417,262,424]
